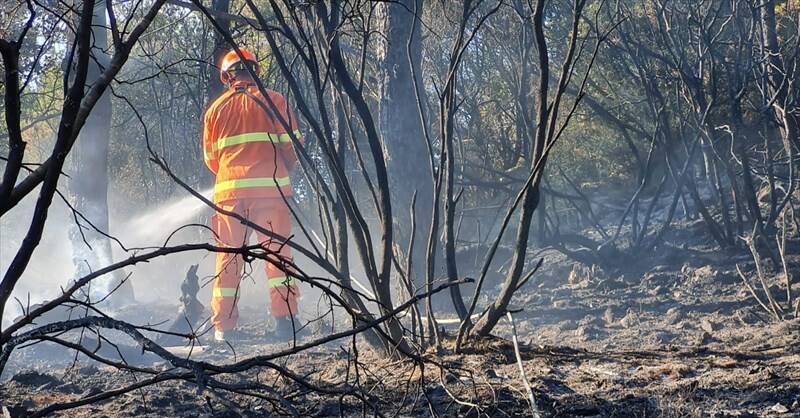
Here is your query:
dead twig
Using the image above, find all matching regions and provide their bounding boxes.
[740,223,784,319]
[736,264,778,321]
[776,214,792,312]
[505,311,540,418]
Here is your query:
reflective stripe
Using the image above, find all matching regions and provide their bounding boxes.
[213,130,301,151]
[203,144,215,165]
[213,287,239,297]
[215,177,291,194]
[268,276,296,288]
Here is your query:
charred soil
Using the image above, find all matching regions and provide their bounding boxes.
[2,224,799,417]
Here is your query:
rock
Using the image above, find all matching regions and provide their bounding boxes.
[700,318,716,334]
[553,299,569,309]
[649,285,664,296]
[680,264,692,279]
[575,325,589,337]
[692,265,718,283]
[559,320,579,331]
[602,307,615,325]
[697,331,713,345]
[599,278,628,290]
[567,264,592,287]
[652,331,676,345]
[770,403,789,413]
[665,307,682,325]
[575,325,606,340]
[736,310,759,326]
[10,371,61,388]
[580,315,603,327]
[619,310,638,328]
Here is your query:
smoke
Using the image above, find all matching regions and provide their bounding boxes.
[1,185,77,327]
[104,188,215,306]
[110,189,328,316]
[2,176,368,330]
[118,188,214,248]
[0,187,214,325]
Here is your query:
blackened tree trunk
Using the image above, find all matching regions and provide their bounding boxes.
[760,0,798,226]
[68,0,134,303]
[379,0,434,283]
[207,0,232,100]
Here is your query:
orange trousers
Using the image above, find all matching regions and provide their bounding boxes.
[211,198,299,332]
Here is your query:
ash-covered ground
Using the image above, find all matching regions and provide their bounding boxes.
[2,219,799,417]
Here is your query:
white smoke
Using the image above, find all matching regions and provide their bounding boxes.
[1,185,77,326]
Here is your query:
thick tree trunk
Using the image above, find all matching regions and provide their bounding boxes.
[68,0,134,303]
[379,0,434,282]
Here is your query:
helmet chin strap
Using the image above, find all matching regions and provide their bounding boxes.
[221,61,258,88]
[222,70,237,87]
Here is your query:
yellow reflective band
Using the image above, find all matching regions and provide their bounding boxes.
[213,287,239,297]
[203,144,214,163]
[214,130,301,151]
[214,177,291,194]
[268,276,296,288]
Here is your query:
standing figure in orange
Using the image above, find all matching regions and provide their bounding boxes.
[202,47,302,343]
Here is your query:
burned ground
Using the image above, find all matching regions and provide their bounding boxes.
[2,221,798,417]
[4,0,800,416]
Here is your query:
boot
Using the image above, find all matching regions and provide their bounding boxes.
[211,328,242,347]
[273,315,307,343]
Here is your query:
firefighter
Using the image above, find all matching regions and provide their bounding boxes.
[202,47,302,343]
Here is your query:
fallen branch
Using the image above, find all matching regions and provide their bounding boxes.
[506,311,539,418]
[8,279,469,416]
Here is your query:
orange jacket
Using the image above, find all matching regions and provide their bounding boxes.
[203,81,302,204]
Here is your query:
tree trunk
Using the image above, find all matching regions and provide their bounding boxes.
[207,0,232,100]
[760,0,798,226]
[68,0,134,303]
[473,0,550,336]
[379,0,434,282]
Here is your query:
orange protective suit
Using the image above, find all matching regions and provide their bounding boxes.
[202,80,302,332]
